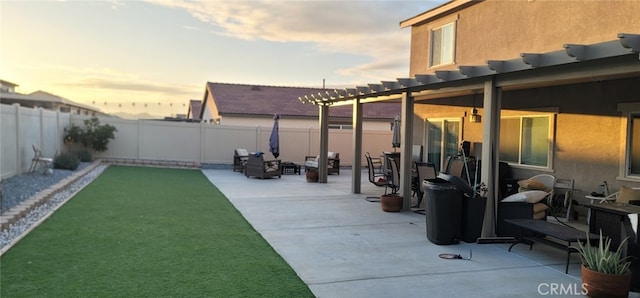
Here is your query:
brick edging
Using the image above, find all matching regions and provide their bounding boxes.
[0,160,103,230]
[100,158,201,169]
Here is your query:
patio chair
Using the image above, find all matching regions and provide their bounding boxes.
[365,152,387,187]
[387,157,400,195]
[413,162,437,208]
[364,152,388,202]
[245,153,281,179]
[444,155,477,186]
[366,152,384,174]
[600,186,640,205]
[233,148,249,172]
[548,178,575,222]
[304,152,340,175]
[28,144,53,174]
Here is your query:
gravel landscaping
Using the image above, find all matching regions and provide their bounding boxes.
[0,163,106,252]
[1,163,91,213]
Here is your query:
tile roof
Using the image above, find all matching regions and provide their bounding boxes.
[188,99,201,120]
[205,82,400,120]
[27,90,98,111]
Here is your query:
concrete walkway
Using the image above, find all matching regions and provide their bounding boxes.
[202,168,596,297]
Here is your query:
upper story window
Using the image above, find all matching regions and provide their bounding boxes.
[430,22,456,67]
[500,115,554,169]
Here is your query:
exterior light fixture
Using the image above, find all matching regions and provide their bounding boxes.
[470,92,481,123]
[470,108,481,123]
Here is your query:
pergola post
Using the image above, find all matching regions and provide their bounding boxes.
[318,104,329,183]
[400,92,414,211]
[352,98,363,193]
[481,77,501,237]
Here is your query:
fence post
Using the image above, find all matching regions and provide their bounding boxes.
[200,122,205,164]
[308,127,313,156]
[137,119,142,160]
[13,104,22,174]
[56,110,61,155]
[39,108,44,156]
[255,125,260,152]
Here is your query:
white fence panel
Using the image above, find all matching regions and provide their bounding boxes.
[1,105,19,178]
[1,104,67,179]
[1,104,395,179]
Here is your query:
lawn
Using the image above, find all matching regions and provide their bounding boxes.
[0,166,313,297]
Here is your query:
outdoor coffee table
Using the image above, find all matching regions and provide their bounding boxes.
[280,162,301,175]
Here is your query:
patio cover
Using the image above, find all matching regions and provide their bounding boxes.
[298,33,640,237]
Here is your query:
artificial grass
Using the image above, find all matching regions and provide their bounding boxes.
[0,166,314,297]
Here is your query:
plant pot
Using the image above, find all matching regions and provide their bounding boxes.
[581,264,631,298]
[306,170,318,182]
[381,194,403,212]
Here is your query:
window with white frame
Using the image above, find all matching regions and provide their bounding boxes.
[499,115,553,168]
[329,123,352,130]
[430,22,456,67]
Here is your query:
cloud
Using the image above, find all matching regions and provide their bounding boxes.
[29,64,198,97]
[182,25,200,30]
[68,77,196,95]
[147,0,441,82]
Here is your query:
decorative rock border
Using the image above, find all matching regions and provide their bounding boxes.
[100,158,201,169]
[0,160,104,230]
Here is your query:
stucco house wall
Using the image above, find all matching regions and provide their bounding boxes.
[407,0,640,75]
[403,0,640,204]
[415,76,639,200]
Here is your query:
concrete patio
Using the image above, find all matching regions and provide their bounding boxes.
[202,168,633,298]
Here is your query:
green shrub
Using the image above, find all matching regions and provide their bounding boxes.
[74,149,92,162]
[65,117,117,152]
[53,153,80,170]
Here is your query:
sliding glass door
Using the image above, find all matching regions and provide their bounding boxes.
[426,119,460,171]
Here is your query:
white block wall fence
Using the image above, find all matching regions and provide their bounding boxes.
[1,103,394,179]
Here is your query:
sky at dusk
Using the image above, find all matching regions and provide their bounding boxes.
[1,0,445,117]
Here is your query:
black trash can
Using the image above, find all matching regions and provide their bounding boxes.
[423,178,462,245]
[438,173,486,243]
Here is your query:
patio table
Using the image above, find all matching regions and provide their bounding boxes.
[280,162,301,175]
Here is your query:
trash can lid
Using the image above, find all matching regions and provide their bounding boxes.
[437,173,477,198]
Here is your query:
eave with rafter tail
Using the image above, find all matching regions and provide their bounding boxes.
[298,33,640,106]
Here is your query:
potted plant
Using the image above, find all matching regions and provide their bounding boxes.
[575,231,632,298]
[380,193,402,212]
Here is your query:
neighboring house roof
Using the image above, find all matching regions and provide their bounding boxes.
[187,99,201,120]
[0,79,18,88]
[201,82,400,121]
[28,90,98,111]
[0,89,102,114]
